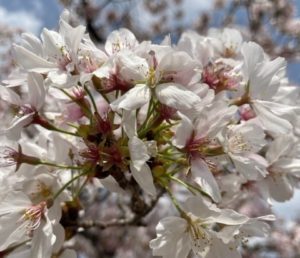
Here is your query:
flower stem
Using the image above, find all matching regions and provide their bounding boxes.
[84,84,98,115]
[53,169,90,201]
[164,185,186,216]
[33,114,79,136]
[39,161,82,170]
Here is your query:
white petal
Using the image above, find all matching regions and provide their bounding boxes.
[59,19,86,53]
[129,136,149,170]
[47,202,63,223]
[0,191,31,215]
[110,84,150,111]
[99,176,126,194]
[241,42,264,80]
[273,157,300,175]
[184,196,220,218]
[155,83,202,117]
[41,29,64,58]
[240,218,273,237]
[13,44,56,73]
[150,217,189,258]
[50,134,73,165]
[0,213,29,251]
[173,234,192,258]
[1,113,34,140]
[255,100,299,124]
[189,229,211,257]
[5,245,30,258]
[251,58,286,99]
[158,51,196,73]
[0,85,22,106]
[122,110,137,138]
[48,70,68,86]
[31,218,55,258]
[210,209,249,225]
[266,135,294,164]
[172,113,194,148]
[130,162,156,196]
[155,216,187,235]
[59,249,77,258]
[118,53,148,82]
[191,158,221,202]
[231,154,268,180]
[21,33,43,56]
[150,234,188,258]
[52,223,65,253]
[105,28,138,55]
[195,101,237,139]
[93,58,114,79]
[205,235,241,258]
[27,73,45,110]
[266,175,293,202]
[253,101,292,136]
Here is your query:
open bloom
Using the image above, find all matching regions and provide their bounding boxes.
[0,191,59,258]
[173,102,237,202]
[13,10,85,85]
[105,49,203,119]
[241,42,300,136]
[221,121,268,180]
[104,28,138,55]
[1,12,299,258]
[257,134,300,202]
[0,73,45,140]
[150,195,274,258]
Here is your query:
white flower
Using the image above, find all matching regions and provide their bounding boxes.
[13,10,86,87]
[5,224,77,258]
[222,122,268,180]
[109,50,202,118]
[209,28,243,57]
[0,191,59,258]
[150,216,191,258]
[173,103,237,202]
[1,12,300,258]
[150,195,273,258]
[177,31,215,67]
[241,41,300,136]
[105,28,138,55]
[257,135,300,202]
[0,73,45,140]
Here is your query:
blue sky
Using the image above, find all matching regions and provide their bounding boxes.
[0,0,299,83]
[0,0,61,34]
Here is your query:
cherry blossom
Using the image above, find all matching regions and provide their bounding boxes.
[0,9,299,257]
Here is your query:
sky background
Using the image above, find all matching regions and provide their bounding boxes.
[0,0,299,220]
[0,0,299,82]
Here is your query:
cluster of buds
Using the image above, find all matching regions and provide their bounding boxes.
[0,9,299,258]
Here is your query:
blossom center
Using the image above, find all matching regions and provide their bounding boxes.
[20,201,46,237]
[228,133,252,153]
[188,219,212,254]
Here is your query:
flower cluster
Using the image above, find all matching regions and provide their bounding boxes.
[0,9,299,258]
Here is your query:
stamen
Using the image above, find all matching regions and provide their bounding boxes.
[188,219,212,254]
[19,201,46,237]
[0,146,20,167]
[228,133,251,153]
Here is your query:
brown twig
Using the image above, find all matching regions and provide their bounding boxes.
[69,188,165,229]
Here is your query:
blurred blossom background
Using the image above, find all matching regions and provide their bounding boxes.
[1,0,300,257]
